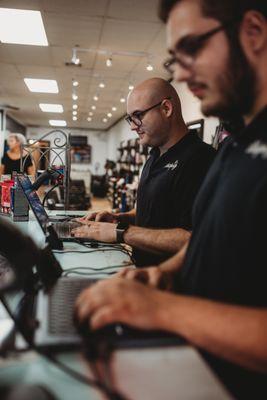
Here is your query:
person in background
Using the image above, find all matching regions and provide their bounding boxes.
[0,133,34,178]
[72,77,215,267]
[76,1,267,398]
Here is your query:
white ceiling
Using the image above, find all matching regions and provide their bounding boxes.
[0,0,170,131]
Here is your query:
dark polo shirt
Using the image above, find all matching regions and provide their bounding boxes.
[134,132,216,266]
[180,107,267,399]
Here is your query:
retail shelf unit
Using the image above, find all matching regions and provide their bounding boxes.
[108,138,149,212]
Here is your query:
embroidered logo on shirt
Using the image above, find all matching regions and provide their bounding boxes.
[164,160,179,170]
[245,140,267,160]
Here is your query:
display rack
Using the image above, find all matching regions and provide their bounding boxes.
[20,129,71,209]
[107,138,149,211]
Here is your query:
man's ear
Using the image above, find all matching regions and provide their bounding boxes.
[240,10,267,56]
[162,99,173,117]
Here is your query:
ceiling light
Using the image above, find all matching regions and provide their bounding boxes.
[99,82,105,88]
[120,97,126,103]
[112,106,117,112]
[72,93,78,101]
[72,110,77,116]
[24,78,59,93]
[72,116,77,121]
[93,95,99,101]
[72,104,78,110]
[91,105,96,110]
[129,84,134,90]
[72,80,79,87]
[0,8,48,46]
[146,63,154,71]
[106,57,112,67]
[71,50,80,65]
[49,120,67,127]
[107,113,112,118]
[39,103,63,113]
[103,118,108,123]
[89,112,93,116]
[87,117,92,122]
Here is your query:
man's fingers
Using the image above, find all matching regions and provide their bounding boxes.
[90,306,118,330]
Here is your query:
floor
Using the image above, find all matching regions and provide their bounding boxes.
[90,196,111,213]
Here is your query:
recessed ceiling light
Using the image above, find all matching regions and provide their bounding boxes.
[107,113,112,118]
[72,80,79,87]
[93,95,99,101]
[87,117,92,122]
[72,93,78,101]
[49,120,67,127]
[146,63,154,71]
[129,85,134,90]
[99,82,105,88]
[106,57,112,67]
[24,78,59,93]
[72,110,77,116]
[91,105,96,110]
[72,104,78,110]
[120,97,126,103]
[89,112,93,116]
[72,116,77,121]
[112,106,117,112]
[103,118,108,123]
[39,103,63,113]
[0,8,48,46]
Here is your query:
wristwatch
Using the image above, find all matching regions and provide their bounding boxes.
[116,222,129,243]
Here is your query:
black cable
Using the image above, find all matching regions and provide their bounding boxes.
[42,182,60,207]
[62,271,117,277]
[0,293,128,400]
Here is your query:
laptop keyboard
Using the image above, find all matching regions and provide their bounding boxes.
[48,277,96,335]
[53,221,82,238]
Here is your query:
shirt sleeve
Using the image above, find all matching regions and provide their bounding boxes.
[173,146,216,230]
[1,153,7,165]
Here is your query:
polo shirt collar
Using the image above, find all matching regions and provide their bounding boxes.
[149,131,194,160]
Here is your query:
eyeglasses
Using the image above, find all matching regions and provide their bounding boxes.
[125,97,171,127]
[163,22,233,72]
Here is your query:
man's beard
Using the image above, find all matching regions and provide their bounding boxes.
[201,39,258,123]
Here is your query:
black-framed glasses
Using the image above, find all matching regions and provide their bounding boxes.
[163,22,234,72]
[125,97,172,127]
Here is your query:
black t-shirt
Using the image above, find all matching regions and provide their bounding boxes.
[134,132,216,267]
[1,152,33,175]
[180,107,267,399]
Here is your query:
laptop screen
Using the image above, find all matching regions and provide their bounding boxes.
[17,174,49,228]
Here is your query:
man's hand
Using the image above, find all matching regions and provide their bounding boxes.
[77,210,121,224]
[72,221,117,243]
[75,278,172,331]
[116,266,174,290]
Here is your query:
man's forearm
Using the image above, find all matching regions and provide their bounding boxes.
[124,226,190,255]
[158,294,267,373]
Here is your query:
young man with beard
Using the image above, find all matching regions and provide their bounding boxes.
[75,1,267,398]
[73,77,215,267]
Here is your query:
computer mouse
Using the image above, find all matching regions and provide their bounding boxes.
[6,384,57,400]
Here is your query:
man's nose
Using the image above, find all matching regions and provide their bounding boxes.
[173,64,193,83]
[130,120,140,131]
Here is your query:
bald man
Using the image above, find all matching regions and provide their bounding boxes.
[73,78,215,267]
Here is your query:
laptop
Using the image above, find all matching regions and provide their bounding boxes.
[16,174,82,242]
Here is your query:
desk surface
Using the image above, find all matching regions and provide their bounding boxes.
[0,211,232,400]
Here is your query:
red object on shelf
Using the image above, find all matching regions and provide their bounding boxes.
[0,180,14,212]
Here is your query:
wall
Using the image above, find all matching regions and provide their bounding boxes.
[172,82,219,144]
[106,82,219,160]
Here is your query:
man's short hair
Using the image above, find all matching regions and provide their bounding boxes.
[159,0,267,24]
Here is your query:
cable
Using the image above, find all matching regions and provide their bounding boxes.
[0,293,128,400]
